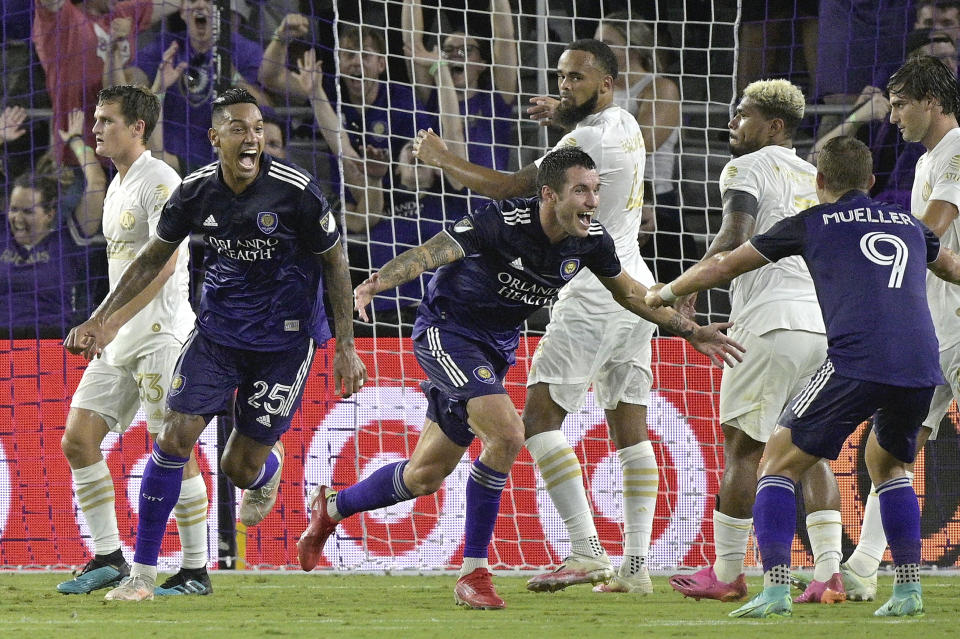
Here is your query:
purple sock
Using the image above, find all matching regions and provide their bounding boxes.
[877,476,921,565]
[336,460,413,518]
[248,448,281,490]
[133,443,188,566]
[463,460,508,559]
[753,475,796,572]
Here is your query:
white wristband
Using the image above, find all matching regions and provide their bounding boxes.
[659,282,678,304]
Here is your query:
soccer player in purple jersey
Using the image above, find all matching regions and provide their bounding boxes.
[297,146,744,609]
[647,136,960,618]
[67,88,366,601]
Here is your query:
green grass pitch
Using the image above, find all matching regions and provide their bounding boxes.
[2,572,958,639]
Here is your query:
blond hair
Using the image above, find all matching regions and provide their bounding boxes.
[742,79,806,134]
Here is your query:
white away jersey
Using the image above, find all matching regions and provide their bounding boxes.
[101,151,194,365]
[912,126,960,351]
[718,145,824,335]
[536,104,653,313]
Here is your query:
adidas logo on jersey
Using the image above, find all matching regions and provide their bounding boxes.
[509,257,523,270]
[257,415,271,427]
[203,215,218,227]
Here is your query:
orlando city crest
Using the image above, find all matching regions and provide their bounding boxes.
[473,366,496,384]
[560,258,580,280]
[169,374,186,397]
[257,211,278,234]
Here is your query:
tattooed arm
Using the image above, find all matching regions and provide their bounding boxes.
[354,231,466,321]
[598,271,745,368]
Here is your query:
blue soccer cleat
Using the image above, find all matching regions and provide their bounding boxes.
[57,554,130,594]
[729,585,793,618]
[154,568,213,596]
[874,583,923,617]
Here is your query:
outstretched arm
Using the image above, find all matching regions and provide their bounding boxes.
[59,109,107,237]
[354,231,465,320]
[645,242,769,309]
[598,271,744,367]
[929,247,960,284]
[412,128,538,197]
[489,0,518,102]
[317,242,366,397]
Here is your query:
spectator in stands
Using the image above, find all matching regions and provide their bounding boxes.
[0,129,105,339]
[916,0,960,44]
[403,0,518,171]
[131,0,268,173]
[262,110,287,160]
[594,11,693,282]
[358,140,470,337]
[736,1,818,94]
[0,106,28,182]
[32,0,178,167]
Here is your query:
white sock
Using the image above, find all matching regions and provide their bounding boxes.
[526,431,601,556]
[712,510,752,583]
[618,441,658,558]
[130,562,157,582]
[806,509,842,581]
[73,460,121,556]
[847,471,914,577]
[459,557,489,577]
[174,474,209,570]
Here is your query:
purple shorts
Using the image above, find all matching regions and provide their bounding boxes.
[168,330,316,445]
[413,326,511,447]
[780,360,934,463]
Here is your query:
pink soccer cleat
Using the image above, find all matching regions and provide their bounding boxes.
[297,485,339,572]
[454,568,506,609]
[793,572,847,604]
[669,565,748,602]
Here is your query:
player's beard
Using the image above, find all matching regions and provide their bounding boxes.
[555,90,599,128]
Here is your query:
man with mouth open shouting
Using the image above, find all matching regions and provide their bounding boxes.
[413,38,666,595]
[299,146,744,610]
[67,88,366,600]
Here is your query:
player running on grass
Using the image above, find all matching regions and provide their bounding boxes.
[647,136,960,618]
[298,146,744,610]
[68,88,366,601]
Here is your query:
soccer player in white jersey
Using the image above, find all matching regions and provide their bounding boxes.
[840,55,960,601]
[667,80,846,605]
[58,85,209,596]
[415,39,664,593]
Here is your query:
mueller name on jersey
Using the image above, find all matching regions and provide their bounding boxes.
[207,236,279,260]
[821,206,917,226]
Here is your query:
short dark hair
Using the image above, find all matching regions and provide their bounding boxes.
[211,88,259,123]
[339,24,386,55]
[12,171,61,214]
[565,39,619,81]
[817,136,873,194]
[887,55,960,115]
[537,146,597,193]
[261,110,287,148]
[96,85,161,144]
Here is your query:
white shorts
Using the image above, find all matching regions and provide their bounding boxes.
[719,326,827,443]
[70,343,184,434]
[527,299,656,412]
[922,344,960,439]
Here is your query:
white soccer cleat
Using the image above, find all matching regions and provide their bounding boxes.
[104,575,156,601]
[526,552,615,592]
[239,440,285,526]
[840,562,877,602]
[593,565,653,594]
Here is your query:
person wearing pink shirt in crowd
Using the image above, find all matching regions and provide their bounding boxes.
[32,0,178,166]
